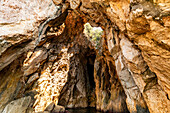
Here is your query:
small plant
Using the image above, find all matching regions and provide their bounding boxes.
[84,23,103,49]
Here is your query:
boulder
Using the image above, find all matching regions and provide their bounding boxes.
[2,96,31,113]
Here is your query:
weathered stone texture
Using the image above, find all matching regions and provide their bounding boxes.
[2,96,31,113]
[0,0,170,113]
[94,53,128,112]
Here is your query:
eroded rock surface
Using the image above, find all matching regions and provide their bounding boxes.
[0,0,169,113]
[2,96,31,113]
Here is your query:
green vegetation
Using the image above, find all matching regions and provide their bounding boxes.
[84,23,103,49]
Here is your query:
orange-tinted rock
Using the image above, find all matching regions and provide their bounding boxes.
[0,0,170,113]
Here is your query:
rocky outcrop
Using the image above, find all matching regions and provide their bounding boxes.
[0,0,169,113]
[44,102,65,113]
[94,49,128,112]
[2,96,32,113]
[0,56,26,113]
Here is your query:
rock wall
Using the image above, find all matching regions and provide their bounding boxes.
[94,43,128,112]
[0,0,169,113]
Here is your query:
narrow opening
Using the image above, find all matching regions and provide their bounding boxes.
[83,23,103,49]
[83,22,104,108]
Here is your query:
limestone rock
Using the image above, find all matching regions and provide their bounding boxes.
[0,0,170,113]
[23,48,48,76]
[52,0,63,5]
[0,56,26,113]
[2,96,31,113]
[115,54,149,113]
[52,105,65,113]
[27,73,39,84]
[70,0,81,9]
[94,54,129,112]
[44,102,65,113]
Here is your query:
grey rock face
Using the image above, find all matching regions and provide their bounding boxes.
[2,96,31,113]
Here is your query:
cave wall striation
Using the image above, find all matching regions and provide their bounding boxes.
[0,0,169,113]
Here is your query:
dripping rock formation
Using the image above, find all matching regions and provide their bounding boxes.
[0,0,170,113]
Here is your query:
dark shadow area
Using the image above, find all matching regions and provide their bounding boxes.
[66,107,129,113]
[66,107,101,113]
[58,44,97,108]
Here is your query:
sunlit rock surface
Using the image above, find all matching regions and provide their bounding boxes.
[0,0,170,113]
